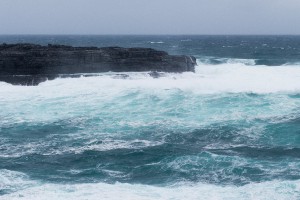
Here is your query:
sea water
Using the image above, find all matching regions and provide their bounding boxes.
[0,35,299,200]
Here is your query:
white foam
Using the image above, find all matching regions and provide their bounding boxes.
[1,178,299,200]
[224,58,256,65]
[193,62,300,94]
[0,170,35,194]
[0,63,300,134]
[180,39,192,42]
[1,62,300,96]
[0,138,164,157]
[195,58,248,66]
[149,41,164,44]
[57,138,164,155]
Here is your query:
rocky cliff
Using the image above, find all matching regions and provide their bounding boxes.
[0,43,197,85]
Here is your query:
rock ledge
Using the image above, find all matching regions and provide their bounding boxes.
[0,43,197,85]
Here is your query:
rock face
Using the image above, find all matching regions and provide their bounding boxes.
[0,43,197,85]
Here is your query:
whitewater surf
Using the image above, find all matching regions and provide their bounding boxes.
[0,35,300,200]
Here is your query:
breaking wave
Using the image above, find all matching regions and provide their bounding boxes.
[0,170,299,200]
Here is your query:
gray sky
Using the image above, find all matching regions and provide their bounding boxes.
[1,0,300,35]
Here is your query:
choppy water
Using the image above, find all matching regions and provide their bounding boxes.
[0,35,300,200]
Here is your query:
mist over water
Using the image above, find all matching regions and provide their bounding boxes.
[0,36,300,199]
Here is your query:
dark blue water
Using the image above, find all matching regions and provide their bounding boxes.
[0,35,299,200]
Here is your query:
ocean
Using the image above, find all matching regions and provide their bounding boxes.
[0,35,299,200]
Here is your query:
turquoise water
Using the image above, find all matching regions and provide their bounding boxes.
[0,36,300,199]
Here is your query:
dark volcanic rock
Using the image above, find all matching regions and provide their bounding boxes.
[0,43,197,85]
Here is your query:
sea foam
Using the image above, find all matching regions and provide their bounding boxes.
[1,62,300,95]
[0,170,299,200]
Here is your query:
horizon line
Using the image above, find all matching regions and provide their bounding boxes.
[1,34,300,36]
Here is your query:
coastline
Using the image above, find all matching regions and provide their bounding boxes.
[0,43,196,85]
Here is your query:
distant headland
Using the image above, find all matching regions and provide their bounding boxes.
[0,43,196,85]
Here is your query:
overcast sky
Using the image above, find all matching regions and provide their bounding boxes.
[0,0,300,35]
